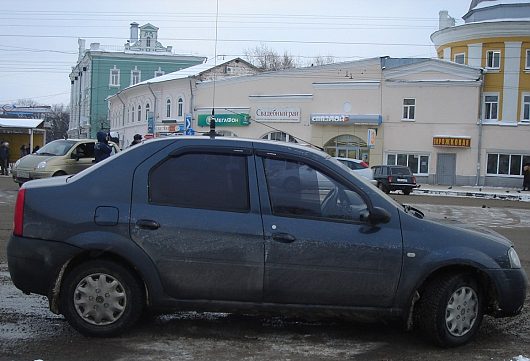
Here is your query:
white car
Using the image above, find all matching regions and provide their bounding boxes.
[334,157,374,181]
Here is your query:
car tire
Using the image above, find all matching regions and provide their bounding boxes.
[414,273,484,347]
[403,189,411,195]
[60,259,144,337]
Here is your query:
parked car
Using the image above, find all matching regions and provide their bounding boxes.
[7,137,527,347]
[11,138,119,186]
[372,165,417,195]
[334,157,374,181]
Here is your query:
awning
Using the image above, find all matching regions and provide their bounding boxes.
[0,118,44,129]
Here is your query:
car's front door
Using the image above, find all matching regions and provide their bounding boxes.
[257,154,403,307]
[130,146,264,302]
[68,142,96,174]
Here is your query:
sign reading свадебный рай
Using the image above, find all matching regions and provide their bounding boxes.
[254,107,301,122]
[197,113,250,127]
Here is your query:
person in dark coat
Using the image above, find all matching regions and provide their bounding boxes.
[523,163,530,191]
[94,131,112,163]
[130,134,142,147]
[0,141,10,175]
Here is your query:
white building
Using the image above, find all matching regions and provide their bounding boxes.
[109,57,484,185]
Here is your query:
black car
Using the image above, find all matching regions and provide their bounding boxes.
[7,137,527,347]
[372,165,417,195]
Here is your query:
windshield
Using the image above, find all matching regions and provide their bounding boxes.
[36,140,77,156]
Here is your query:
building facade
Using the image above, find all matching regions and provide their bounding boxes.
[431,0,530,186]
[68,23,206,140]
[108,56,483,187]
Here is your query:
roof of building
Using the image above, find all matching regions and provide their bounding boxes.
[0,118,44,129]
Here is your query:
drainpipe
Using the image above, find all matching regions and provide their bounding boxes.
[475,70,485,186]
[147,83,157,135]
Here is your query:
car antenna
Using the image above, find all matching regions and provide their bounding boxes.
[208,0,220,139]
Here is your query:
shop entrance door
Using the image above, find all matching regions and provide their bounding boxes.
[436,153,456,185]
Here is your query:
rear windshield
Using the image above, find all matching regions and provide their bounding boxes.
[36,140,77,156]
[391,167,412,175]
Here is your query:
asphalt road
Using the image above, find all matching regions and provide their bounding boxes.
[0,176,529,361]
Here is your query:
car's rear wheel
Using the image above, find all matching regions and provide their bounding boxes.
[414,273,484,347]
[403,189,411,195]
[60,260,144,337]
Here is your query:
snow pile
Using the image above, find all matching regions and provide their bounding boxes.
[512,356,530,361]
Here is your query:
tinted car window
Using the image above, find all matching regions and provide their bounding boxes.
[391,167,412,175]
[149,152,249,212]
[263,157,366,221]
[74,143,95,158]
[339,159,363,170]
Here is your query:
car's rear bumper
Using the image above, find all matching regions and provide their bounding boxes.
[7,235,81,297]
[488,267,528,317]
[389,183,418,190]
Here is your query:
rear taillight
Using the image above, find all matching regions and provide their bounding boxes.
[387,176,393,183]
[13,188,26,237]
[360,161,369,168]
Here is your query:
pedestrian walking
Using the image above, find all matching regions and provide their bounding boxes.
[94,131,112,163]
[0,141,10,175]
[523,163,530,191]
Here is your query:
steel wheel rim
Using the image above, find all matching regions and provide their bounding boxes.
[445,286,478,337]
[73,273,127,326]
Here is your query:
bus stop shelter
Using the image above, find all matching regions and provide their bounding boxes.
[0,118,46,164]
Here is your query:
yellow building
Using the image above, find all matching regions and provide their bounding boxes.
[431,0,530,187]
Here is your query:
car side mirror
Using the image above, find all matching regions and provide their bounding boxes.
[360,207,391,224]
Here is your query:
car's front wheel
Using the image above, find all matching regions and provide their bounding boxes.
[414,273,484,347]
[60,260,144,337]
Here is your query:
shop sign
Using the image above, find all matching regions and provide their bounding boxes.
[147,111,155,134]
[367,129,376,149]
[432,136,471,148]
[198,113,250,127]
[254,107,300,123]
[310,114,382,125]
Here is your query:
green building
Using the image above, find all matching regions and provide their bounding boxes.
[68,22,206,140]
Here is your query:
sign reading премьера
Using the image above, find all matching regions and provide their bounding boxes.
[432,136,471,148]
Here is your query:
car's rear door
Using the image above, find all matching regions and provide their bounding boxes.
[256,152,403,307]
[129,143,264,302]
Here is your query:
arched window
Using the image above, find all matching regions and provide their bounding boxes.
[131,106,135,123]
[166,99,171,118]
[324,134,368,162]
[145,103,150,121]
[177,97,183,117]
[261,131,297,143]
[138,105,142,122]
[146,37,151,47]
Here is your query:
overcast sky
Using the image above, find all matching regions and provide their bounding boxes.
[0,0,472,106]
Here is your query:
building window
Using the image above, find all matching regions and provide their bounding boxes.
[386,153,429,174]
[146,37,151,47]
[486,50,501,69]
[155,67,165,77]
[109,66,120,87]
[484,94,499,120]
[261,131,298,143]
[526,49,530,70]
[131,67,141,85]
[131,106,135,122]
[454,53,465,64]
[487,153,530,175]
[177,97,183,117]
[138,105,142,122]
[145,103,150,121]
[522,94,530,122]
[402,98,415,120]
[166,99,171,118]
